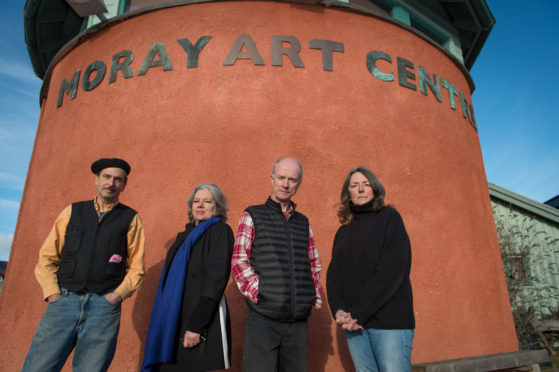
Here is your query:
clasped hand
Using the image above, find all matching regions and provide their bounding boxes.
[183,330,201,348]
[335,310,363,331]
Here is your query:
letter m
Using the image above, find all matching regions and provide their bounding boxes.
[57,69,81,108]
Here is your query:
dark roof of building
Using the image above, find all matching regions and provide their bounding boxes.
[24,0,84,79]
[24,0,494,80]
[544,195,559,209]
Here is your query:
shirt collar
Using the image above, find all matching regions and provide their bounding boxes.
[266,196,296,213]
[94,195,119,214]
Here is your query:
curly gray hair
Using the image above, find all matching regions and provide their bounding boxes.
[187,183,229,222]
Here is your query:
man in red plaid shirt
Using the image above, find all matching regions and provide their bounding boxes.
[231,157,322,372]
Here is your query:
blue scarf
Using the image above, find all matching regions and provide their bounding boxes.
[141,216,221,372]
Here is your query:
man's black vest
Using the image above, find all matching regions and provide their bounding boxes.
[246,197,316,322]
[57,200,136,293]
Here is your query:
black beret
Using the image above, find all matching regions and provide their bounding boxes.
[90,158,131,175]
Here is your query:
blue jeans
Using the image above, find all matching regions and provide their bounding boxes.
[22,288,121,372]
[344,328,414,372]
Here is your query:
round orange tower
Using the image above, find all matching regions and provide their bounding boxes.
[1,1,519,370]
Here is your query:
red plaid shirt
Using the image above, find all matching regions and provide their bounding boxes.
[231,204,322,308]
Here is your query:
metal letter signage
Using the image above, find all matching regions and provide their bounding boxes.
[366,51,394,82]
[271,35,305,68]
[223,34,265,66]
[109,50,134,83]
[57,69,81,108]
[309,39,344,72]
[177,36,212,68]
[82,61,106,91]
[418,66,441,102]
[137,42,174,76]
[54,33,477,131]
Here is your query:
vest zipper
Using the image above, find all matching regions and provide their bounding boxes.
[286,218,295,321]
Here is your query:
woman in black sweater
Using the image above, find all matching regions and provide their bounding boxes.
[327,167,414,372]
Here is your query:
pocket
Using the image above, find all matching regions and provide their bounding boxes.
[105,262,125,279]
[57,259,76,278]
[102,293,122,306]
[105,233,127,279]
[108,233,126,256]
[49,295,63,304]
[63,230,83,255]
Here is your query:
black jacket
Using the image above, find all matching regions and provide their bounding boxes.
[326,202,415,329]
[160,220,234,372]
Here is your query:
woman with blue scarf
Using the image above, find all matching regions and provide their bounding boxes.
[142,184,234,372]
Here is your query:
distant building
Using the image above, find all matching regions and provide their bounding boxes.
[0,261,6,295]
[544,195,559,209]
[0,261,6,282]
[489,183,559,320]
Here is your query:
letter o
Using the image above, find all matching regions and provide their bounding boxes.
[82,61,107,91]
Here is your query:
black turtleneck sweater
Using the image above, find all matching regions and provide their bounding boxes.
[326,201,415,329]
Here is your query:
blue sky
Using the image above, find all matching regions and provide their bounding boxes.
[0,1,43,262]
[0,1,558,261]
[471,0,559,206]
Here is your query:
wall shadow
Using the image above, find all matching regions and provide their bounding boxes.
[225,280,248,372]
[308,305,335,371]
[225,280,340,372]
[131,237,175,371]
[130,252,346,371]
[335,325,356,371]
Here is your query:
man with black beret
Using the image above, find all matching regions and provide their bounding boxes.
[22,158,145,372]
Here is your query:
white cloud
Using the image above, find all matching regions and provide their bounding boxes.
[0,120,36,190]
[0,171,26,192]
[0,125,33,143]
[0,234,13,261]
[0,57,43,86]
[0,198,21,237]
[0,198,19,210]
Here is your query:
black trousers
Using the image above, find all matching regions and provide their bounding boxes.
[242,308,308,372]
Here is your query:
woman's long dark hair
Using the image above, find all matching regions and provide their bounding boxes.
[337,166,387,224]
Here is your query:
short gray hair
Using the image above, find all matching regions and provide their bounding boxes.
[187,183,229,222]
[272,157,303,185]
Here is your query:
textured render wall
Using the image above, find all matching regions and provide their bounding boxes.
[0,2,518,371]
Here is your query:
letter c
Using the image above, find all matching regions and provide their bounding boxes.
[366,51,394,82]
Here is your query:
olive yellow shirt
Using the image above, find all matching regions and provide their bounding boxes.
[34,198,145,301]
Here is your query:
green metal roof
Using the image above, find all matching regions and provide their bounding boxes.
[489,183,559,225]
[365,0,495,70]
[24,0,84,79]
